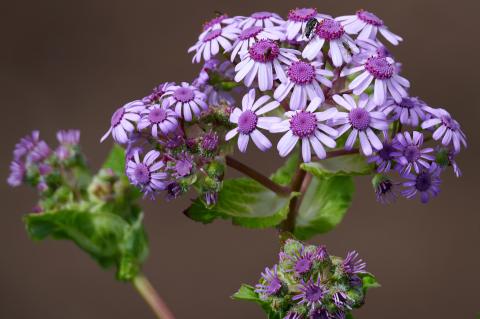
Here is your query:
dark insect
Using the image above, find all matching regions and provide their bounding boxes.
[264,47,272,60]
[305,18,319,38]
[214,10,223,17]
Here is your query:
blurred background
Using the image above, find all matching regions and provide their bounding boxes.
[1,0,479,318]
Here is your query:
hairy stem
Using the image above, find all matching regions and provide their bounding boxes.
[225,155,291,197]
[133,274,175,319]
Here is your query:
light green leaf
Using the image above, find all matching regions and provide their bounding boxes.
[24,209,148,281]
[294,175,354,240]
[185,177,298,228]
[232,284,260,302]
[270,153,299,185]
[301,154,373,179]
[359,272,381,294]
[102,145,126,176]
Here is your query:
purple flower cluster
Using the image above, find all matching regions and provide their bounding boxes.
[249,239,374,318]
[101,7,466,205]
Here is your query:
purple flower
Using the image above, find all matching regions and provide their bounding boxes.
[284,312,302,319]
[255,265,283,296]
[332,291,352,310]
[274,59,333,110]
[101,100,144,144]
[381,97,427,126]
[189,25,240,63]
[391,131,434,174]
[173,154,193,177]
[271,98,338,162]
[401,163,441,203]
[285,246,316,276]
[238,12,285,30]
[332,94,388,156]
[30,141,51,163]
[285,8,330,41]
[202,131,219,151]
[448,150,462,178]
[421,107,467,153]
[7,160,25,187]
[137,104,178,137]
[342,55,410,105]
[342,251,366,275]
[126,150,168,197]
[372,175,398,204]
[13,130,40,160]
[292,277,327,309]
[162,82,207,121]
[336,9,403,45]
[352,38,395,65]
[204,191,218,206]
[367,132,395,172]
[198,14,240,45]
[315,245,329,261]
[225,89,280,152]
[143,82,175,104]
[229,25,285,62]
[165,182,182,201]
[302,19,359,67]
[234,39,299,91]
[309,308,332,319]
[56,129,80,145]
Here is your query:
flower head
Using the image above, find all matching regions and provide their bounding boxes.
[302,19,359,67]
[56,129,80,146]
[367,131,395,172]
[292,277,328,309]
[143,82,175,104]
[286,8,330,41]
[271,98,338,162]
[401,163,441,203]
[162,82,207,121]
[274,60,333,110]
[255,265,283,296]
[13,130,40,160]
[7,160,25,187]
[342,56,409,105]
[137,104,178,137]
[342,251,366,275]
[381,97,427,126]
[225,89,280,152]
[101,100,145,144]
[391,131,434,174]
[229,25,285,61]
[421,107,467,153]
[238,11,285,30]
[202,131,219,152]
[332,94,388,156]
[336,9,403,45]
[189,25,240,63]
[126,150,168,197]
[234,40,299,91]
[372,174,398,204]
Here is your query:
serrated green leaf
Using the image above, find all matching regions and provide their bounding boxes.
[359,272,381,294]
[294,175,354,240]
[102,145,126,175]
[185,177,299,228]
[24,209,148,281]
[301,154,373,179]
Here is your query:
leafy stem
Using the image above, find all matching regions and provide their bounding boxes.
[133,274,175,319]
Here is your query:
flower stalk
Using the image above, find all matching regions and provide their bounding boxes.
[133,274,175,319]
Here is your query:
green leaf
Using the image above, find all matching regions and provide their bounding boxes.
[300,154,373,179]
[270,153,299,186]
[102,145,126,176]
[232,284,260,302]
[359,272,381,294]
[293,175,354,240]
[185,177,298,228]
[24,209,148,281]
[345,313,355,319]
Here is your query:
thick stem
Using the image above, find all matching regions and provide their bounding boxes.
[280,167,307,233]
[225,155,290,197]
[133,274,175,319]
[325,148,359,159]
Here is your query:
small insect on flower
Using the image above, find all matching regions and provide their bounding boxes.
[305,18,319,39]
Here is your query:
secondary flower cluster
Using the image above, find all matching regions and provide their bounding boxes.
[249,239,373,319]
[100,7,466,204]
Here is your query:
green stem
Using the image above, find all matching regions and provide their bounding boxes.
[133,274,175,319]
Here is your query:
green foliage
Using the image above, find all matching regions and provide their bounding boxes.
[24,209,148,281]
[359,272,381,294]
[293,175,354,240]
[102,144,127,176]
[232,284,281,319]
[300,154,373,178]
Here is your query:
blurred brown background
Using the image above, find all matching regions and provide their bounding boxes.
[1,0,479,318]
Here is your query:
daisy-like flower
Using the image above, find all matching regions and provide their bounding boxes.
[13,130,40,160]
[401,163,441,203]
[7,160,25,187]
[352,38,393,65]
[225,89,280,152]
[332,94,388,156]
[101,100,145,144]
[270,98,338,162]
[137,104,178,137]
[142,82,175,104]
[342,251,366,275]
[367,132,395,172]
[199,13,239,40]
[229,25,285,61]
[30,141,51,163]
[333,291,353,310]
[292,277,327,309]
[309,308,333,319]
[234,39,299,91]
[56,129,80,145]
[162,82,207,121]
[255,265,283,296]
[336,9,403,45]
[126,150,168,197]
[189,25,240,63]
[285,7,330,41]
[274,59,333,110]
[282,246,316,276]
[381,97,427,127]
[237,11,285,30]
[372,174,398,204]
[302,18,359,67]
[421,107,467,153]
[342,56,409,106]
[391,131,434,174]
